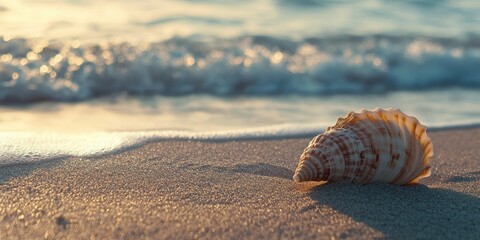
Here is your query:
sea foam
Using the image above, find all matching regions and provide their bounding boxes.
[0,124,323,166]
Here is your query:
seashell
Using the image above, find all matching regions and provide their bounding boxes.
[293,108,433,185]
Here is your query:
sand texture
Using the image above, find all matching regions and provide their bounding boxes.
[0,128,479,239]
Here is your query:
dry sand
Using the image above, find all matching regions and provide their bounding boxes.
[0,128,479,239]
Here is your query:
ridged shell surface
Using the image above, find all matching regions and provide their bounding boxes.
[293,108,433,185]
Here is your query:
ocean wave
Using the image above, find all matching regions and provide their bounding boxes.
[1,35,480,102]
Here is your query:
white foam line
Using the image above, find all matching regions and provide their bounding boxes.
[0,124,325,166]
[1,121,479,167]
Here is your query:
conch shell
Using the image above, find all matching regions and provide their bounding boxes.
[293,108,433,185]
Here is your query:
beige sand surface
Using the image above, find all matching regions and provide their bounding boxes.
[0,128,479,239]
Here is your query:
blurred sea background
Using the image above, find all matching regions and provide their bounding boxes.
[1,0,480,164]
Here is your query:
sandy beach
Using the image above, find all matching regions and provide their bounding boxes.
[0,128,479,239]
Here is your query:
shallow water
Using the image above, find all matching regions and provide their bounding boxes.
[1,89,479,132]
[1,89,479,166]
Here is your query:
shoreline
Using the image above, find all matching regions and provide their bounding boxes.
[2,121,480,168]
[0,127,479,239]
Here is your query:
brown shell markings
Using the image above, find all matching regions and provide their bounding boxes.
[293,108,433,185]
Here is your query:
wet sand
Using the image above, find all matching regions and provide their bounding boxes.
[0,128,479,239]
